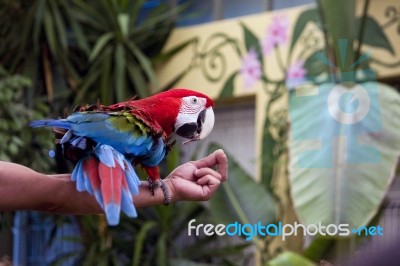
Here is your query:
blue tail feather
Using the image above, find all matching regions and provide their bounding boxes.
[124,162,140,195]
[93,191,104,209]
[121,188,137,218]
[29,119,71,129]
[74,162,87,192]
[95,145,116,168]
[60,130,73,144]
[83,172,94,194]
[71,161,82,182]
[105,203,121,226]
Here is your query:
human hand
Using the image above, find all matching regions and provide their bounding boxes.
[164,149,228,202]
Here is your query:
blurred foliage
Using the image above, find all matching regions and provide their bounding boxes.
[266,251,316,266]
[73,0,187,105]
[0,1,227,265]
[0,0,183,113]
[0,66,54,172]
[67,203,251,266]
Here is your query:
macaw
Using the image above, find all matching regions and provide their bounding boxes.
[30,89,215,225]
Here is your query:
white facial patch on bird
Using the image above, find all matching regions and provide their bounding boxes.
[198,107,215,139]
[174,96,214,142]
[179,96,206,114]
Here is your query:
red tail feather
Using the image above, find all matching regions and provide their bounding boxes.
[83,157,100,190]
[99,161,123,206]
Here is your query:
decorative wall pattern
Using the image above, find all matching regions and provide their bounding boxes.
[157,0,400,180]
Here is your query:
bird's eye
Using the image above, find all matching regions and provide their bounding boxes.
[190,97,198,104]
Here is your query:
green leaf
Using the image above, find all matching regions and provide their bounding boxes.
[260,119,275,190]
[117,13,130,37]
[218,71,238,100]
[267,251,316,266]
[154,37,198,64]
[289,8,320,54]
[114,43,127,101]
[74,68,101,105]
[89,32,115,62]
[127,61,148,98]
[128,0,146,24]
[132,221,157,266]
[66,8,90,56]
[288,82,400,228]
[156,233,167,266]
[169,259,213,266]
[207,143,275,228]
[356,16,395,55]
[302,236,334,262]
[43,6,57,56]
[100,48,112,104]
[126,41,157,88]
[319,0,356,71]
[304,50,329,77]
[32,0,46,53]
[49,0,68,51]
[240,22,264,67]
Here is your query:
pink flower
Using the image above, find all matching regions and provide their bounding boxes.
[286,60,307,89]
[240,49,262,89]
[260,37,275,56]
[261,15,290,55]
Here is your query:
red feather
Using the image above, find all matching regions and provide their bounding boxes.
[83,157,100,190]
[107,88,214,138]
[144,166,160,182]
[99,160,123,225]
[82,157,104,208]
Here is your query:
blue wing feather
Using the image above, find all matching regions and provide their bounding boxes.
[30,109,168,226]
[31,111,166,164]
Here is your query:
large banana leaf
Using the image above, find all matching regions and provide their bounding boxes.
[288,82,400,228]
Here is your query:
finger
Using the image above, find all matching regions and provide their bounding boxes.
[194,168,222,180]
[192,149,228,182]
[214,149,228,181]
[197,175,221,200]
[191,152,218,169]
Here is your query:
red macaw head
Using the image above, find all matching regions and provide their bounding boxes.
[131,88,215,143]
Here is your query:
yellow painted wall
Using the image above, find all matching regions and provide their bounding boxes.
[156,0,400,182]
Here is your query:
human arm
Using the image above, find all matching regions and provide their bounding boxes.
[0,149,228,214]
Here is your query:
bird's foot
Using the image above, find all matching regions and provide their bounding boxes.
[147,177,160,196]
[160,179,171,206]
[147,177,171,206]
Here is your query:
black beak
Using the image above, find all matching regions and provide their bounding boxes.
[175,109,206,139]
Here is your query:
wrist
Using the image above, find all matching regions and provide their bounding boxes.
[163,178,178,203]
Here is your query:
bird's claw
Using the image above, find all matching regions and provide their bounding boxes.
[147,177,160,196]
[147,177,171,205]
[160,180,171,206]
